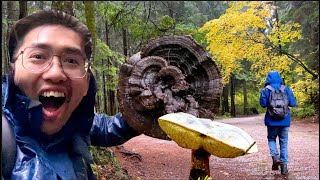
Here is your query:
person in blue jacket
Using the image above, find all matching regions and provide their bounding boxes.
[2,10,140,180]
[259,71,296,175]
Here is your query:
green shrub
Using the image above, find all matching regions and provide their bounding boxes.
[216,112,231,119]
[291,105,317,118]
[90,146,129,179]
[231,91,264,116]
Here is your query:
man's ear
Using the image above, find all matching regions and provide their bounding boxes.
[9,63,15,77]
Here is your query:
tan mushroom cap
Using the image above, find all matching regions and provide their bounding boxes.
[158,112,258,158]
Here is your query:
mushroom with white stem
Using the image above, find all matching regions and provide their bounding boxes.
[158,112,258,180]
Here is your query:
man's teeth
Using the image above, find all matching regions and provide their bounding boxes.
[42,91,65,97]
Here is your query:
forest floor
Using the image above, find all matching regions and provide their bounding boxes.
[106,114,319,180]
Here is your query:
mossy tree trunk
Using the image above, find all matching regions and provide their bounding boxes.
[83,2,100,111]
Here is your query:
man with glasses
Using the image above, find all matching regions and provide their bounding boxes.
[2,10,140,179]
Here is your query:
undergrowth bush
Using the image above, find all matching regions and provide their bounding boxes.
[216,112,231,119]
[90,146,129,180]
[291,105,317,118]
[221,91,264,116]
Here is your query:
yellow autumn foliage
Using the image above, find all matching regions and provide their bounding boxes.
[199,1,302,85]
[291,66,318,107]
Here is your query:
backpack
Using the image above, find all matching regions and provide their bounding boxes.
[266,85,289,119]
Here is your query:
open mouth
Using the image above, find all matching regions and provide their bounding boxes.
[39,91,66,112]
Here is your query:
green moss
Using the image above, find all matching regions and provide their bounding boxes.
[90,146,129,179]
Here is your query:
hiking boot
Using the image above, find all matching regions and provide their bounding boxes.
[272,156,281,170]
[281,164,288,175]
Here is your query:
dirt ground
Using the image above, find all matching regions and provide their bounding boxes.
[112,114,319,180]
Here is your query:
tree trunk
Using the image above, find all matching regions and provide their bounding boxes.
[102,58,107,113]
[122,28,128,57]
[104,21,110,114]
[243,80,248,115]
[84,1,99,111]
[167,1,176,33]
[19,1,27,19]
[106,58,117,116]
[167,1,174,19]
[6,1,18,39]
[94,68,101,112]
[52,1,74,16]
[273,1,282,54]
[105,22,110,46]
[222,85,229,114]
[176,1,185,23]
[2,2,8,75]
[84,1,96,62]
[105,22,110,115]
[63,1,74,16]
[39,1,44,9]
[5,1,18,68]
[52,1,62,11]
[108,89,116,115]
[105,21,117,115]
[230,74,236,117]
[106,59,112,115]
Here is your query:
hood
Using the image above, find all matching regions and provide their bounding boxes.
[264,71,283,89]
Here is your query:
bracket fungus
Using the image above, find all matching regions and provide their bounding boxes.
[158,112,258,179]
[117,35,231,179]
[117,35,222,139]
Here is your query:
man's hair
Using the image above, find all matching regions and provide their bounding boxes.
[8,9,92,62]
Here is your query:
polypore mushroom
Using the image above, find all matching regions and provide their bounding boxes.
[158,112,258,180]
[117,35,226,178]
[117,35,222,139]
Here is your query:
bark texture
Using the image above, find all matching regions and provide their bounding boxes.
[117,35,222,139]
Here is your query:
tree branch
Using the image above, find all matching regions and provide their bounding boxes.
[246,32,318,79]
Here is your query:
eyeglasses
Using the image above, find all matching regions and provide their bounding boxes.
[15,47,90,79]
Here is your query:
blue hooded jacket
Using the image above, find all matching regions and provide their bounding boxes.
[259,71,297,127]
[2,73,140,180]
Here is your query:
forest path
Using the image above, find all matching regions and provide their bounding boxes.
[112,114,319,180]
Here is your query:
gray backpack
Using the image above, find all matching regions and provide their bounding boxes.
[266,85,289,119]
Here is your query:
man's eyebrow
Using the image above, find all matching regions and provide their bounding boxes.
[30,43,51,50]
[62,47,84,55]
[30,43,84,55]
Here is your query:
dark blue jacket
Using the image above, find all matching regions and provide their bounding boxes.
[1,74,140,180]
[259,71,297,127]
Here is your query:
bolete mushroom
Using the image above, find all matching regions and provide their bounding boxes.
[158,112,258,180]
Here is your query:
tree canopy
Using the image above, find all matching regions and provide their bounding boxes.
[199,1,312,84]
